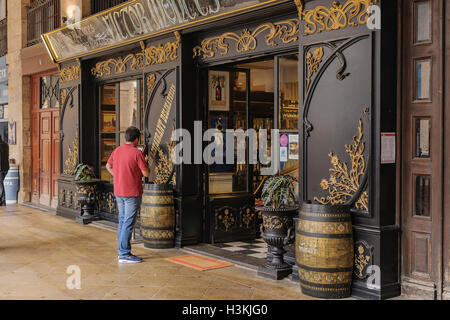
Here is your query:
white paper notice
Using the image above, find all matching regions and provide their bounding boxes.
[280,147,288,162]
[381,133,396,164]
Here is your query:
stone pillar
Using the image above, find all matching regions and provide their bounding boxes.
[6,0,32,202]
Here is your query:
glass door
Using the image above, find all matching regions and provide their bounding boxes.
[205,67,257,243]
[99,79,143,183]
[207,68,250,195]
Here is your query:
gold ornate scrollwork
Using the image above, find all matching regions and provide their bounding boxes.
[306,46,324,92]
[90,53,144,78]
[63,131,78,175]
[59,59,80,82]
[193,19,299,59]
[294,0,305,19]
[301,0,377,36]
[91,32,180,78]
[314,119,369,211]
[141,31,181,66]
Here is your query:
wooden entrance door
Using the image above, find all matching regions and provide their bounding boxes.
[31,72,60,208]
[400,0,444,299]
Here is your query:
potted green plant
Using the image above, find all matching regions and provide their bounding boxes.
[256,174,299,280]
[72,164,99,225]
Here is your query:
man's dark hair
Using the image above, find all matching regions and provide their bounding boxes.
[125,126,141,142]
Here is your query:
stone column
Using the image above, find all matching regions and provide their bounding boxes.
[6,0,32,203]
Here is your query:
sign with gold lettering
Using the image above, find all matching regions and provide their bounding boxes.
[42,0,289,63]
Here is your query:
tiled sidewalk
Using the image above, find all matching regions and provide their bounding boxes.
[0,205,314,300]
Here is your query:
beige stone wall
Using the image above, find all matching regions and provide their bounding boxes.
[5,0,93,204]
[6,0,31,203]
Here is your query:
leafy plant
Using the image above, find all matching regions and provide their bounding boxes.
[260,175,298,209]
[73,164,96,182]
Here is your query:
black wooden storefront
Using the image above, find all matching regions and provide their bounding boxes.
[52,0,400,299]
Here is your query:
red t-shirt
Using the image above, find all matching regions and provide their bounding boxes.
[107,144,148,197]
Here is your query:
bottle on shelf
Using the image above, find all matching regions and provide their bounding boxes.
[215,80,222,101]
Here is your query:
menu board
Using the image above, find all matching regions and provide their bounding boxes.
[42,0,288,62]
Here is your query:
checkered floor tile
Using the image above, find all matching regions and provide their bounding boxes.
[213,238,268,259]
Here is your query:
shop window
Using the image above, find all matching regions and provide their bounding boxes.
[414,1,432,44]
[99,80,142,182]
[279,54,299,131]
[414,118,430,158]
[40,74,60,109]
[278,54,299,185]
[414,175,431,217]
[415,58,431,101]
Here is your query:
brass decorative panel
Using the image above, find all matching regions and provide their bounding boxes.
[91,32,181,78]
[314,119,369,211]
[63,131,78,175]
[59,60,80,83]
[300,0,378,36]
[193,19,299,59]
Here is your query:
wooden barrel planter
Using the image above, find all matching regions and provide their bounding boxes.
[140,184,175,249]
[294,202,354,299]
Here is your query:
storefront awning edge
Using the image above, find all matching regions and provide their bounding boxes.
[42,0,294,64]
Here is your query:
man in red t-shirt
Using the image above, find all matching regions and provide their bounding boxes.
[106,127,150,263]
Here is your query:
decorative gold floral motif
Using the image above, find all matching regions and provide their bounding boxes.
[141,229,174,239]
[91,32,180,78]
[66,190,72,208]
[77,185,96,195]
[263,216,290,230]
[59,59,80,82]
[63,132,78,175]
[193,19,299,59]
[241,207,254,229]
[301,0,377,36]
[314,119,369,211]
[297,219,352,235]
[147,73,156,102]
[60,89,67,106]
[354,242,373,279]
[217,208,235,232]
[306,46,324,91]
[106,192,116,213]
[298,268,352,285]
[59,188,65,206]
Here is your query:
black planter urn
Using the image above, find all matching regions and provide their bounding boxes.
[256,206,298,280]
[74,179,100,225]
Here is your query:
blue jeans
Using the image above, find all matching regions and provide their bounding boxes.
[116,196,142,257]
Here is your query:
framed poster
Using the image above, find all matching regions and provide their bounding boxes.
[288,134,299,160]
[101,111,116,133]
[101,85,116,105]
[101,139,116,162]
[209,71,230,111]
